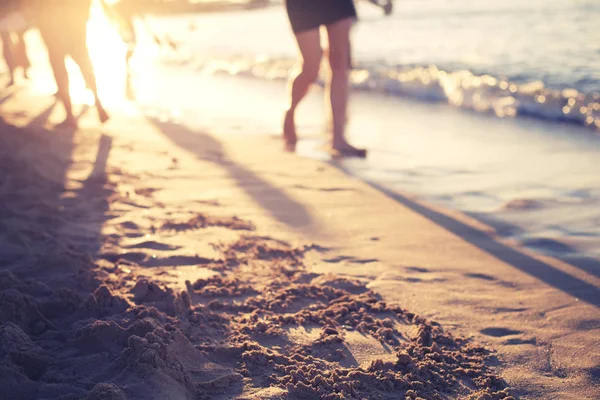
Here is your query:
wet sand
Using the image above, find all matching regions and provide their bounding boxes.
[0,67,598,400]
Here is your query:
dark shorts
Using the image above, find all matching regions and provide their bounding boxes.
[285,0,357,34]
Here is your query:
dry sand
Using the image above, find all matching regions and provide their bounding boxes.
[0,72,598,400]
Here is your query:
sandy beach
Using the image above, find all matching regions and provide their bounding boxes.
[1,24,599,400]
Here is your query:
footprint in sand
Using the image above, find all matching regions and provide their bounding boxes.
[161,214,255,232]
[323,255,379,264]
[480,327,523,337]
[494,307,529,313]
[373,271,446,284]
[101,251,146,263]
[464,272,517,288]
[134,187,158,197]
[192,199,221,207]
[123,232,145,238]
[101,252,214,267]
[143,254,215,268]
[405,266,430,273]
[123,240,181,251]
[119,221,139,230]
[465,272,496,281]
[292,184,356,193]
[503,337,537,345]
[303,243,332,253]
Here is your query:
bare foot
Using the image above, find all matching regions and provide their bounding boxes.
[283,109,297,152]
[383,1,393,15]
[55,115,78,130]
[97,107,110,124]
[332,140,367,158]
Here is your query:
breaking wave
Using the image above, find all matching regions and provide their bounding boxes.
[197,55,600,132]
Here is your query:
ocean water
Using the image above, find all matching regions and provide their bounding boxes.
[128,0,600,268]
[152,0,600,131]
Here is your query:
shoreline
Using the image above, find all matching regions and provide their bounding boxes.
[130,66,600,266]
[1,68,599,399]
[194,55,600,134]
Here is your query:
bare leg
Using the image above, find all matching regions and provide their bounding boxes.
[123,17,136,78]
[126,47,134,69]
[37,25,76,126]
[125,44,135,99]
[1,32,16,86]
[14,31,30,79]
[325,18,365,156]
[284,28,322,151]
[47,49,77,128]
[70,36,109,124]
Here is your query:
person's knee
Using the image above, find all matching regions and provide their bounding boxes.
[301,52,323,82]
[300,59,321,83]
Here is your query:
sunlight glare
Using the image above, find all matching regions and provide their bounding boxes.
[67,0,127,106]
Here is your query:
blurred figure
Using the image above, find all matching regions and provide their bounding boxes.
[25,0,109,128]
[101,0,163,73]
[283,0,366,157]
[366,0,393,16]
[0,1,30,85]
[1,31,30,86]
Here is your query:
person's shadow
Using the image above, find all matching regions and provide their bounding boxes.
[0,102,113,284]
[147,118,313,231]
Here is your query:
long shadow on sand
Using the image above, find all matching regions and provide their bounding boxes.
[333,168,600,308]
[0,106,117,398]
[1,103,114,270]
[148,118,313,230]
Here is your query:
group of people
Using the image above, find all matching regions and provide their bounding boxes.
[0,0,129,128]
[0,0,392,156]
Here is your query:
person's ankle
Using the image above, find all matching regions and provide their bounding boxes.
[332,133,347,146]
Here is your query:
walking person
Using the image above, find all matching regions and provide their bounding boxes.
[26,0,109,128]
[0,0,30,85]
[283,0,366,157]
[1,30,30,86]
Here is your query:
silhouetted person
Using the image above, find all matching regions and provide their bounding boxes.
[1,31,30,85]
[0,0,30,85]
[26,0,109,128]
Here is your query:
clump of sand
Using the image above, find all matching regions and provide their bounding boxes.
[0,119,513,399]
